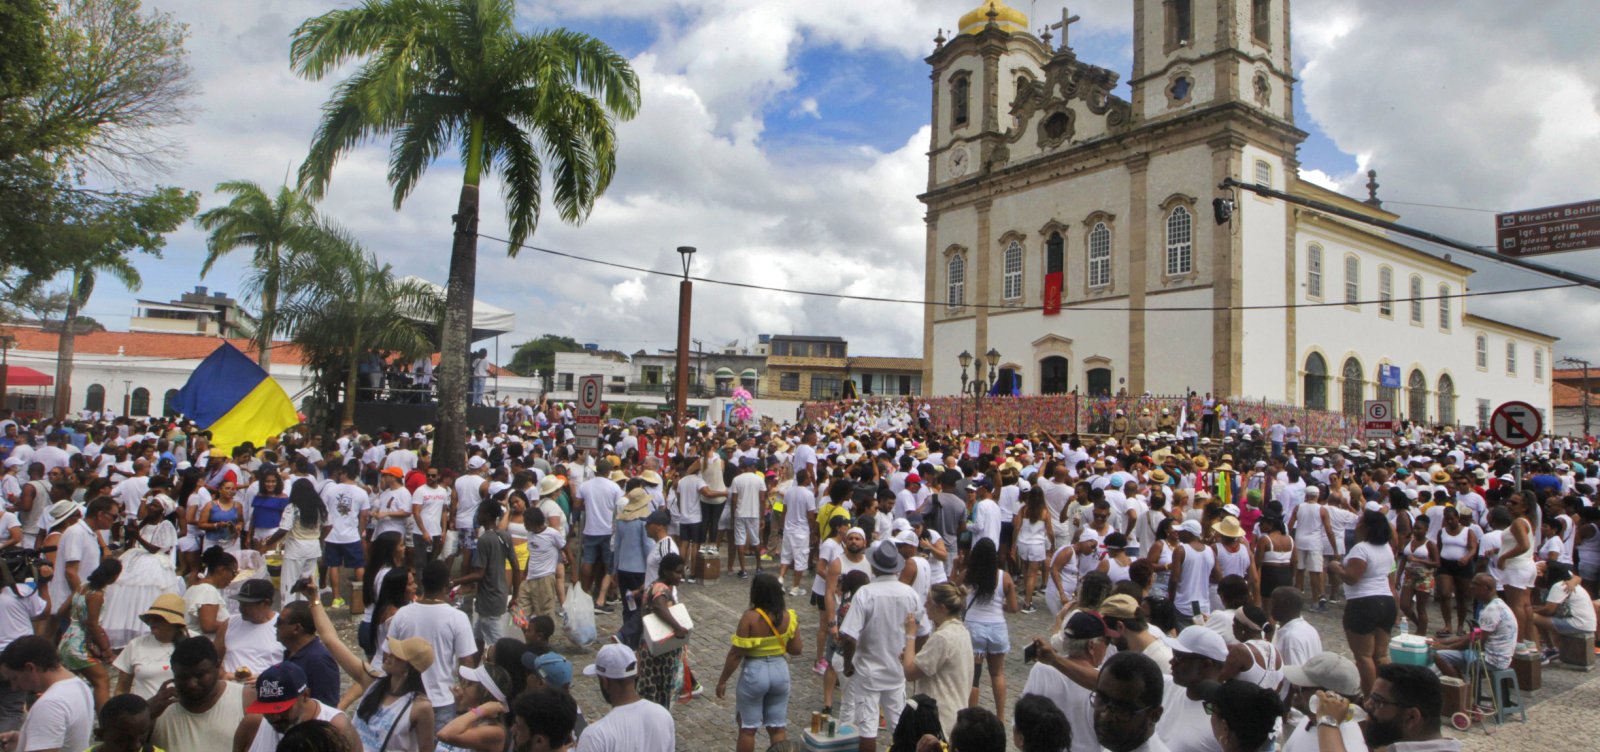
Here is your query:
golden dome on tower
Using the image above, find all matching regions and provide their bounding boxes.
[958,0,1029,35]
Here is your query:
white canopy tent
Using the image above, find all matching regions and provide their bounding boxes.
[398,276,516,343]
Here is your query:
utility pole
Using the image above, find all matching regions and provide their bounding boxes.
[674,247,696,451]
[1560,356,1592,438]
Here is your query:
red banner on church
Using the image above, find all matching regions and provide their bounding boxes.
[1043,272,1063,315]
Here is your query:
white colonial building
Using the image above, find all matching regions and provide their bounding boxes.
[920,0,1554,426]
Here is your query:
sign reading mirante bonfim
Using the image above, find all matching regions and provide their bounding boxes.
[1497,199,1600,257]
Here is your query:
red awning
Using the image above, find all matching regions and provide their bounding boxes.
[3,366,53,387]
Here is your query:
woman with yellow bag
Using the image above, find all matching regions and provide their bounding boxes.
[715,573,801,752]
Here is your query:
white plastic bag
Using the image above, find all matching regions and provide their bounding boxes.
[562,585,597,647]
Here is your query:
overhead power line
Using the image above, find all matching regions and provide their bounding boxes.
[475,231,1581,314]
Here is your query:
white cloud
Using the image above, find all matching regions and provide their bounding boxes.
[1296,168,1342,192]
[610,278,648,306]
[792,97,821,119]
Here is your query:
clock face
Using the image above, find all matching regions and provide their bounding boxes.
[949,145,969,177]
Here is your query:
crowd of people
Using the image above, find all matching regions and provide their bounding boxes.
[0,400,1596,752]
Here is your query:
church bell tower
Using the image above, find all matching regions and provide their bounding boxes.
[1130,0,1296,125]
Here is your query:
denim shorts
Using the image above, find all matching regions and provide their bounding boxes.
[967,619,1010,655]
[736,656,791,729]
[324,541,365,568]
[581,534,613,566]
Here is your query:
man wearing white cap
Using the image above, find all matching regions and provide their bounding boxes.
[579,642,674,751]
[451,456,490,568]
[838,540,920,751]
[1155,626,1227,752]
[1167,520,1213,623]
[1279,653,1363,752]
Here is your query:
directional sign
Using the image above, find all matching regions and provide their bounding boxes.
[1490,400,1543,449]
[1363,399,1394,439]
[1378,365,1401,389]
[578,375,603,413]
[1497,199,1600,257]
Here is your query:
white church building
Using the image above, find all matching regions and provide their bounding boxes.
[919,0,1554,428]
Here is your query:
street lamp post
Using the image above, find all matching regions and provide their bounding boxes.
[957,347,1001,436]
[1560,356,1592,438]
[673,247,696,452]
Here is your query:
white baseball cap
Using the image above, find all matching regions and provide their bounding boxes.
[582,643,638,680]
[1166,625,1229,663]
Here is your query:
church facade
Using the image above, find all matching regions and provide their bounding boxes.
[919,0,1555,428]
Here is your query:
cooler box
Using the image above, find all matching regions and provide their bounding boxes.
[1439,676,1468,717]
[642,603,694,656]
[1390,634,1431,667]
[1513,650,1541,691]
[696,556,721,581]
[802,725,860,752]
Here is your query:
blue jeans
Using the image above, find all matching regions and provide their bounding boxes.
[736,656,791,729]
[470,377,486,405]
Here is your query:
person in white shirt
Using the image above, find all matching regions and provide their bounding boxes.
[0,636,94,752]
[838,541,922,751]
[727,460,767,578]
[381,561,479,732]
[1270,587,1323,668]
[515,507,568,622]
[778,470,817,596]
[1279,653,1363,752]
[1533,562,1598,654]
[371,467,414,541]
[320,463,371,612]
[411,469,451,562]
[968,480,1002,551]
[576,460,625,607]
[578,643,675,752]
[1022,612,1107,752]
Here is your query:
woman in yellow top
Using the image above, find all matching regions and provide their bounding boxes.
[716,573,803,752]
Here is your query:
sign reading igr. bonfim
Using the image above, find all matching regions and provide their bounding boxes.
[1497,199,1600,257]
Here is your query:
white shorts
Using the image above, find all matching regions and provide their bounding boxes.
[1016,541,1047,563]
[1501,562,1537,590]
[781,531,810,570]
[734,517,761,546]
[1296,548,1324,573]
[176,533,201,553]
[840,681,905,740]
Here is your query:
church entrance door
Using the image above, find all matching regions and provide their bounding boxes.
[1040,357,1069,395]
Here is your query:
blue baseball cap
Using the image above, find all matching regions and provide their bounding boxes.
[521,651,573,688]
[247,662,307,714]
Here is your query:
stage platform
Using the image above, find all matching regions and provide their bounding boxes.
[352,402,502,434]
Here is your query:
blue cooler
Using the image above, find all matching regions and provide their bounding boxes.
[1390,634,1431,667]
[803,725,860,752]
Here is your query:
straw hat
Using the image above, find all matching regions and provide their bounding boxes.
[1212,516,1246,539]
[140,594,187,627]
[1193,456,1211,471]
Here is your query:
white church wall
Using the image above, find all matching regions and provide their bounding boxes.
[1239,145,1290,401]
[1143,287,1213,395]
[988,168,1132,307]
[930,317,977,395]
[1145,143,1216,291]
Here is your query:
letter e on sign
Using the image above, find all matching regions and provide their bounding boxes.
[579,375,602,413]
[1489,400,1542,449]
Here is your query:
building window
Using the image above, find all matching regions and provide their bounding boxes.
[947,254,965,308]
[1409,275,1423,323]
[1407,370,1428,422]
[1166,0,1194,49]
[1002,241,1023,300]
[1378,266,1393,317]
[1254,159,1272,188]
[1506,341,1517,375]
[557,373,574,391]
[950,73,970,128]
[130,387,150,417]
[1165,206,1192,276]
[1438,284,1451,330]
[85,384,106,413]
[1437,375,1456,425]
[1344,256,1359,305]
[1477,399,1491,429]
[163,389,179,417]
[779,372,800,392]
[1306,244,1322,298]
[1475,334,1487,370]
[1535,349,1544,380]
[1303,352,1328,411]
[1252,0,1271,44]
[809,377,842,400]
[1341,357,1364,417]
[1088,223,1111,288]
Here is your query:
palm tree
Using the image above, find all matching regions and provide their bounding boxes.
[47,252,140,420]
[277,226,443,429]
[290,0,640,469]
[194,180,326,370]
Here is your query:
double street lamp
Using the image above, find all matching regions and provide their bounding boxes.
[958,347,1001,435]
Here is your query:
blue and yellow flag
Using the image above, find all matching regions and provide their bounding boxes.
[173,342,299,454]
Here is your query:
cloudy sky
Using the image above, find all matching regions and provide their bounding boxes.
[70,0,1600,370]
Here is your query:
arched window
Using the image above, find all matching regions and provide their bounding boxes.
[1252,0,1272,43]
[950,73,971,128]
[1341,357,1364,417]
[1002,240,1023,300]
[1437,375,1456,425]
[1303,353,1328,411]
[84,384,106,413]
[1407,370,1428,422]
[1167,0,1194,49]
[163,389,180,417]
[130,387,150,417]
[1409,275,1423,323]
[947,254,965,308]
[1088,223,1111,288]
[1165,206,1192,276]
[1378,266,1393,317]
[1306,244,1323,298]
[1254,159,1272,188]
[1438,284,1451,330]
[1475,333,1488,369]
[1344,256,1359,305]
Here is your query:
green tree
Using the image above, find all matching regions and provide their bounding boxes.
[277,227,443,429]
[507,334,583,377]
[290,0,639,469]
[195,181,329,370]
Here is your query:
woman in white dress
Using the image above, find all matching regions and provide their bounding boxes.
[102,482,186,648]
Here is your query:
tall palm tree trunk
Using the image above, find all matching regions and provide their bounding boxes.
[52,270,83,421]
[435,119,485,472]
[258,276,277,370]
[343,343,362,429]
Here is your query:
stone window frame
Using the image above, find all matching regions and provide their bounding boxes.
[1036,219,1072,301]
[949,70,972,131]
[1535,348,1545,382]
[998,232,1027,304]
[1377,265,1393,319]
[1305,243,1323,300]
[1082,211,1117,295]
[1159,195,1198,284]
[1251,0,1273,47]
[1474,332,1488,371]
[1506,340,1517,376]
[1166,70,1195,107]
[1408,274,1424,326]
[1343,254,1360,309]
[1164,0,1194,55]
[945,244,968,312]
[1437,283,1452,332]
[1254,159,1272,188]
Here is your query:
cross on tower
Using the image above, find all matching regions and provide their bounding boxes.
[1048,6,1081,51]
